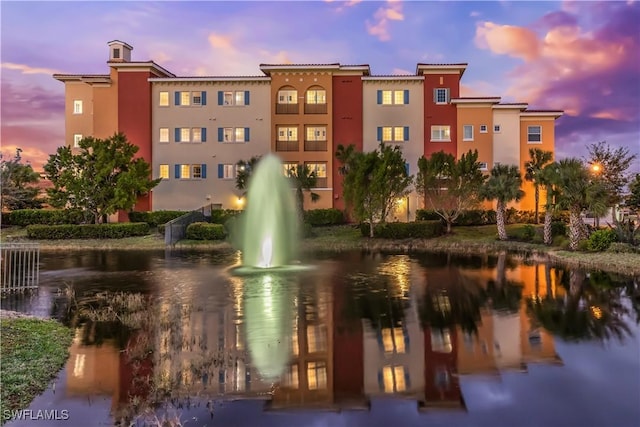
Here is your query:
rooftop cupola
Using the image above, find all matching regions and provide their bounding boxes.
[107,40,133,62]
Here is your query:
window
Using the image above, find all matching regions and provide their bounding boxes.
[377,90,409,105]
[306,126,326,141]
[159,128,169,143]
[306,162,327,187]
[283,162,298,177]
[527,125,542,143]
[463,125,474,141]
[307,362,327,390]
[278,127,298,141]
[284,364,299,389]
[306,89,326,104]
[381,328,406,353]
[479,162,488,171]
[219,127,249,143]
[218,164,236,179]
[278,89,298,104]
[159,92,169,106]
[159,164,169,179]
[430,125,451,142]
[180,164,191,179]
[378,126,409,142]
[113,48,120,59]
[430,328,452,353]
[307,324,327,353]
[494,124,501,133]
[73,134,83,148]
[434,88,450,104]
[219,90,249,106]
[175,91,207,106]
[434,367,451,390]
[382,365,407,393]
[192,165,203,179]
[73,100,83,114]
[480,125,488,133]
[175,128,207,143]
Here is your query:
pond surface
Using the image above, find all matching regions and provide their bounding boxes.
[2,249,640,427]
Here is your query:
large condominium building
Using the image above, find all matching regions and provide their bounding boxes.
[54,41,563,220]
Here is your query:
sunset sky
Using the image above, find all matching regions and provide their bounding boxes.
[1,0,639,173]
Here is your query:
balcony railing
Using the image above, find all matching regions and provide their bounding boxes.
[304,103,327,114]
[276,103,299,114]
[304,140,328,152]
[276,140,299,152]
[313,177,328,188]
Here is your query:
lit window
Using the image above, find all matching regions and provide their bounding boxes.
[278,89,298,104]
[278,127,298,141]
[234,128,246,142]
[223,164,236,179]
[379,90,407,105]
[192,128,202,143]
[430,125,451,142]
[380,126,408,142]
[283,162,298,177]
[181,128,191,142]
[307,362,327,390]
[382,365,406,393]
[181,164,191,179]
[73,134,83,148]
[381,327,406,353]
[393,90,405,105]
[73,100,83,114]
[393,127,404,141]
[305,163,327,178]
[234,91,245,105]
[306,89,326,104]
[221,91,247,106]
[434,88,450,104]
[527,125,542,143]
[159,128,169,143]
[463,125,474,141]
[306,126,327,141]
[180,91,190,106]
[159,92,169,106]
[430,328,452,353]
[494,124,501,133]
[222,127,247,143]
[480,125,488,133]
[307,324,327,353]
[382,90,392,105]
[159,164,169,179]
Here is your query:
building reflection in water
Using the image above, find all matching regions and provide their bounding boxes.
[61,251,640,420]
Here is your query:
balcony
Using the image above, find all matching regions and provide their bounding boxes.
[304,103,327,114]
[304,140,328,152]
[276,103,299,114]
[313,177,328,188]
[276,140,299,152]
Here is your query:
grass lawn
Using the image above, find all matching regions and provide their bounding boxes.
[0,318,74,423]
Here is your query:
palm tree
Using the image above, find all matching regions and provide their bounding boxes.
[479,164,525,240]
[288,164,319,221]
[235,156,261,196]
[524,148,554,224]
[553,159,594,250]
[538,163,560,245]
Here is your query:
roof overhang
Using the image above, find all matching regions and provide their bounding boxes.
[521,110,564,119]
[362,76,423,81]
[53,74,111,84]
[416,63,468,77]
[108,61,175,78]
[451,97,501,104]
[149,76,271,83]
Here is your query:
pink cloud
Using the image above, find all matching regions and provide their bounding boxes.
[1,62,63,75]
[1,81,64,121]
[1,125,64,172]
[474,22,540,61]
[366,0,404,42]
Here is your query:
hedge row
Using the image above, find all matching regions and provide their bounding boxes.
[2,209,88,226]
[360,221,444,239]
[185,222,226,240]
[304,209,345,227]
[26,223,150,239]
[416,209,572,226]
[128,210,186,227]
[210,209,241,224]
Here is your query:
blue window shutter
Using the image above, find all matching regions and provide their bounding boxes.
[218,164,223,178]
[201,164,207,179]
[405,162,409,175]
[245,91,250,105]
[377,90,382,104]
[405,370,411,389]
[377,127,382,142]
[218,128,223,142]
[175,164,180,179]
[201,91,207,106]
[175,91,180,105]
[218,91,223,105]
[404,90,409,104]
[201,128,207,142]
[378,370,383,391]
[175,128,181,142]
[404,325,410,352]
[404,126,409,141]
[376,329,382,347]
[245,127,250,142]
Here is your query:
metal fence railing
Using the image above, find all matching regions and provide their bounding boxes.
[1,243,40,293]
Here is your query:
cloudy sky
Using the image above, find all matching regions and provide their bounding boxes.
[1,0,639,172]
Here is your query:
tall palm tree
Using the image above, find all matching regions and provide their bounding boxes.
[525,148,554,224]
[538,163,560,245]
[479,164,525,240]
[235,156,261,197]
[289,164,319,221]
[553,158,594,250]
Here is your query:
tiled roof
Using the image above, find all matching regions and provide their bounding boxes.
[52,74,109,78]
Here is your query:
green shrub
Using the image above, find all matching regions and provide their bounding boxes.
[185,222,226,240]
[301,222,314,238]
[415,209,496,226]
[359,221,444,239]
[606,242,638,254]
[157,224,165,235]
[552,210,570,223]
[586,229,618,252]
[415,210,443,221]
[511,224,537,242]
[552,235,570,249]
[304,209,345,226]
[550,221,567,237]
[209,209,241,224]
[128,210,186,227]
[4,209,87,226]
[26,223,149,239]
[577,239,591,252]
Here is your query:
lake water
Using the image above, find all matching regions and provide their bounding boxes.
[2,249,640,427]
